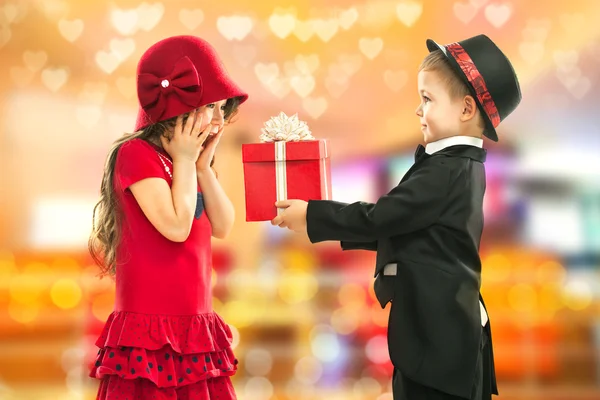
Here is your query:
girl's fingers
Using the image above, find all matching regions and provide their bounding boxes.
[209,130,223,148]
[198,123,213,145]
[174,115,183,135]
[159,134,169,148]
[183,110,198,135]
[190,112,203,136]
[192,114,204,138]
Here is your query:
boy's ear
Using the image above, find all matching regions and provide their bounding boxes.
[460,95,478,122]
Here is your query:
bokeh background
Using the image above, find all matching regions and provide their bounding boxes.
[1,0,600,399]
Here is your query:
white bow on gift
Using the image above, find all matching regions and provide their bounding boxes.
[259,112,315,142]
[259,112,315,215]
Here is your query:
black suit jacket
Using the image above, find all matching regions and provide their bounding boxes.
[306,145,497,398]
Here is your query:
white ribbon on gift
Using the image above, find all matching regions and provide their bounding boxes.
[274,140,330,215]
[275,141,287,215]
[321,144,329,200]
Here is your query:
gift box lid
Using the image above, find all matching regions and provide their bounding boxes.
[242,139,329,162]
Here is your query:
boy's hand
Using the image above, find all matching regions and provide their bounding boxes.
[271,200,308,232]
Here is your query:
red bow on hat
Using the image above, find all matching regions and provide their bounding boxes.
[137,56,203,119]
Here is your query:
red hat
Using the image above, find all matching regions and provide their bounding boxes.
[134,35,248,131]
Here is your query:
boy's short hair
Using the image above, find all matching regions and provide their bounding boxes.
[419,50,471,100]
[419,50,484,129]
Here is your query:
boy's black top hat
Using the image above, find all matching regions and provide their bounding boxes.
[426,34,521,142]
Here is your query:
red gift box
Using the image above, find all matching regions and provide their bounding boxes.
[242,139,332,221]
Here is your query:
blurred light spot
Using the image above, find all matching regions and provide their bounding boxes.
[538,284,562,313]
[212,297,223,314]
[371,304,388,327]
[331,307,359,335]
[341,377,358,391]
[365,335,388,364]
[482,253,511,282]
[80,265,112,299]
[61,347,86,372]
[368,282,377,301]
[65,364,84,397]
[0,250,15,263]
[29,198,97,249]
[212,268,218,288]
[377,393,394,400]
[285,378,317,399]
[222,301,255,328]
[524,198,584,253]
[0,251,16,281]
[230,325,240,350]
[360,0,396,29]
[91,291,115,321]
[9,265,48,305]
[51,278,82,309]
[278,268,318,304]
[338,283,366,309]
[536,261,566,283]
[508,284,537,312]
[24,262,51,275]
[354,377,382,397]
[244,348,273,376]
[226,269,255,295]
[562,280,593,311]
[282,249,316,270]
[310,325,340,362]
[8,300,38,324]
[244,377,273,400]
[294,356,323,385]
[51,257,80,274]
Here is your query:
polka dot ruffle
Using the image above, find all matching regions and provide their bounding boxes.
[96,374,237,399]
[91,344,237,388]
[90,311,238,398]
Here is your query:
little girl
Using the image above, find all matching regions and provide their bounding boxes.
[88,35,248,399]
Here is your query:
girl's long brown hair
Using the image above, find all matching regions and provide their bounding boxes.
[89,97,241,277]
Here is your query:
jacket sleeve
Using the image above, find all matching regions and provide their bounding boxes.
[306,158,451,243]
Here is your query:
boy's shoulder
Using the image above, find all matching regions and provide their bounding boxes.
[412,145,486,183]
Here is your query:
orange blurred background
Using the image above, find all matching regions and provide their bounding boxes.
[1,0,600,399]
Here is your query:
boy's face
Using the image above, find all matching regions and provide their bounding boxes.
[415,69,464,143]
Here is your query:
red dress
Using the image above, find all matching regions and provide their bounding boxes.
[90,138,238,399]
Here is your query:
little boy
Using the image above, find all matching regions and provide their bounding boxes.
[272,34,521,400]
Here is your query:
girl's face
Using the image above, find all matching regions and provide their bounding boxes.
[196,99,228,134]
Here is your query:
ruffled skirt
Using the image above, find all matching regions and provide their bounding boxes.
[90,311,238,399]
